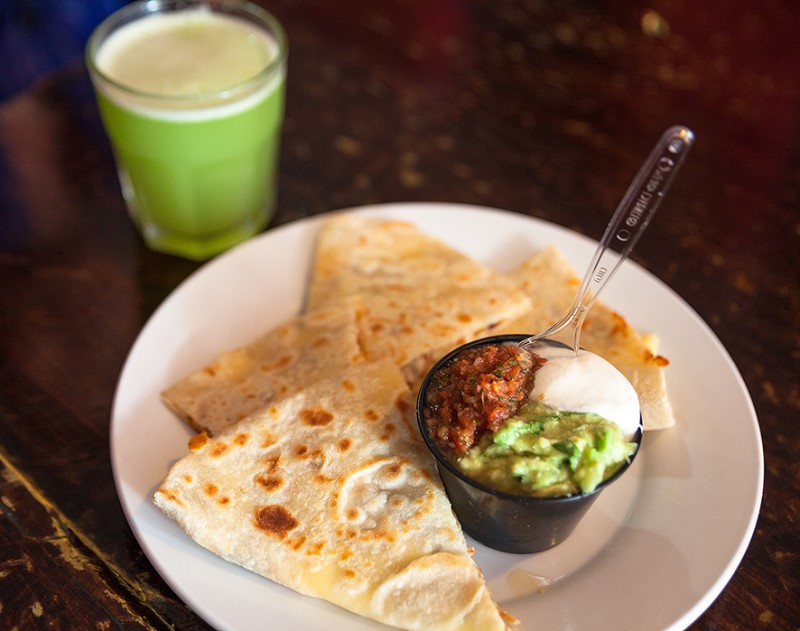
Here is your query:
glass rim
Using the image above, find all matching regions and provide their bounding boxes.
[85,0,288,105]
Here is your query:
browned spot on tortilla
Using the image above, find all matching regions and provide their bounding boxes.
[256,475,284,492]
[430,323,456,336]
[379,422,396,441]
[301,407,334,427]
[346,508,359,520]
[255,505,298,539]
[344,569,357,579]
[188,433,208,451]
[210,443,228,457]
[218,496,230,505]
[259,355,294,373]
[203,365,218,377]
[306,541,325,556]
[385,462,403,479]
[310,336,331,348]
[261,432,278,448]
[268,406,280,419]
[286,535,306,550]
[609,312,628,336]
[337,438,352,452]
[365,409,380,422]
[395,395,411,413]
[233,433,249,446]
[456,313,472,323]
[157,488,184,507]
[294,445,309,457]
[264,455,281,473]
[361,529,395,543]
[341,379,356,392]
[314,474,334,484]
[204,483,218,496]
[182,474,193,484]
[647,350,670,366]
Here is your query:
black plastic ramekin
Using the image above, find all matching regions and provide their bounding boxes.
[416,333,643,554]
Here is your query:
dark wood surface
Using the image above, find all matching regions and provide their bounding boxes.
[1,0,797,629]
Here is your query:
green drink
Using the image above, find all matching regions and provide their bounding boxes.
[86,0,287,259]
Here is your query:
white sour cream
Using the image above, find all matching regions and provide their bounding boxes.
[530,345,641,440]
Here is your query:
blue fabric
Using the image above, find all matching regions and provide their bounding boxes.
[1,0,129,99]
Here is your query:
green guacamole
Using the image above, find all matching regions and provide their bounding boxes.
[456,401,637,497]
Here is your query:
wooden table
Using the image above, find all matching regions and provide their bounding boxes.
[1,0,797,628]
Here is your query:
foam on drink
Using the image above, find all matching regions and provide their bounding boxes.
[93,8,282,121]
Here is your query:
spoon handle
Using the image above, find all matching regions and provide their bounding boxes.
[520,125,694,351]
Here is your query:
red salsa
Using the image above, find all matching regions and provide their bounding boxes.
[423,344,544,455]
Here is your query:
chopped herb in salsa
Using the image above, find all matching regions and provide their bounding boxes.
[423,344,544,454]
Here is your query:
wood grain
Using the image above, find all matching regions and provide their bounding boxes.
[0,0,797,628]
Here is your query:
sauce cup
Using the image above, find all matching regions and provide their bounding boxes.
[415,333,643,553]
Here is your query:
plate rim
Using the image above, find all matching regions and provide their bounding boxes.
[110,201,764,631]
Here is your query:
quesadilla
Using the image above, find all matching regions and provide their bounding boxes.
[161,300,364,436]
[496,245,675,431]
[155,360,510,630]
[306,215,532,366]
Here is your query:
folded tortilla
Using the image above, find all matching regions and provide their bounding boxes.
[496,245,675,431]
[161,300,364,436]
[307,215,532,366]
[155,360,510,630]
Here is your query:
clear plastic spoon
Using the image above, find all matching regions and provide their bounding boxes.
[518,125,694,354]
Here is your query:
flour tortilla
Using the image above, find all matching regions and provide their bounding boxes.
[495,245,675,430]
[307,215,532,366]
[161,300,364,436]
[155,360,510,630]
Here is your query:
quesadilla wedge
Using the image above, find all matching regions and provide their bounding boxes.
[155,360,510,630]
[161,300,364,436]
[495,245,675,430]
[306,215,532,366]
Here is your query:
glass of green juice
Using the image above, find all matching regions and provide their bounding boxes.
[86,0,287,260]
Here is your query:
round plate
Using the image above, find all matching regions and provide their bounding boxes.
[111,203,763,630]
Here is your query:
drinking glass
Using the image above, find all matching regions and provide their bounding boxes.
[87,0,287,259]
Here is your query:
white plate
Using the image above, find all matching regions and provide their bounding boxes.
[111,203,763,631]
